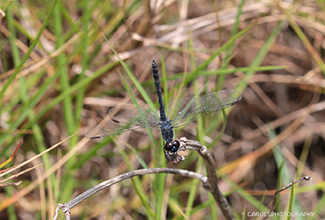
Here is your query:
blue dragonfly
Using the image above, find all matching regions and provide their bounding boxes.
[85,60,242,155]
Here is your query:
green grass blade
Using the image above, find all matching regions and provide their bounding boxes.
[184,19,258,86]
[216,0,245,90]
[75,0,91,124]
[112,51,156,111]
[236,20,286,91]
[203,20,286,138]
[185,35,203,218]
[53,3,75,137]
[115,140,156,219]
[269,127,304,219]
[218,172,269,212]
[287,181,294,220]
[0,0,59,101]
[22,61,119,133]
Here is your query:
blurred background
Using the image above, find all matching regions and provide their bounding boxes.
[0,0,324,219]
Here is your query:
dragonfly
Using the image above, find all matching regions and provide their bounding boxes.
[85,60,242,155]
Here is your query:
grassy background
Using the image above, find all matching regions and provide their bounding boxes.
[0,0,324,219]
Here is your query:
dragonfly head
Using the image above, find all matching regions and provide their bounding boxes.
[164,140,180,152]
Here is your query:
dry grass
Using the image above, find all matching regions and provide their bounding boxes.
[1,0,325,219]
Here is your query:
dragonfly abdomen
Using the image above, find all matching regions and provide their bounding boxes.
[152,60,168,122]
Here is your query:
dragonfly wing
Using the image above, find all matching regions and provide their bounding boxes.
[85,105,160,139]
[167,90,242,128]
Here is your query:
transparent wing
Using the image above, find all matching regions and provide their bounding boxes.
[166,90,242,128]
[85,105,160,139]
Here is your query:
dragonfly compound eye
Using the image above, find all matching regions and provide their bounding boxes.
[172,140,180,151]
[164,142,174,151]
[164,140,180,152]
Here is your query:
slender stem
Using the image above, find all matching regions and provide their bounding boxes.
[268,176,311,215]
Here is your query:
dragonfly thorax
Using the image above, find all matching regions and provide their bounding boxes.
[159,119,174,142]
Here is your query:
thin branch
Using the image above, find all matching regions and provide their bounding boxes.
[53,168,206,220]
[270,176,311,213]
[258,176,312,220]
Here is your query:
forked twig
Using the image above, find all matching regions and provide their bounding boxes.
[270,176,311,213]
[179,137,235,220]
[258,176,312,220]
